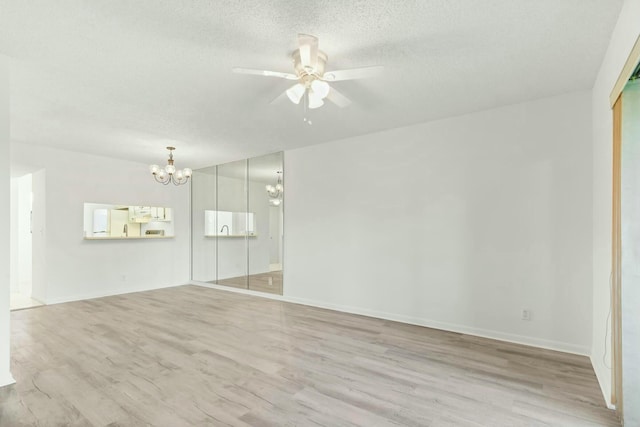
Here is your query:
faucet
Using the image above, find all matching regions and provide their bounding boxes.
[220,225,230,235]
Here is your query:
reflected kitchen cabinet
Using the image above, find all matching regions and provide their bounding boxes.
[84,203,175,240]
[129,206,151,223]
[128,206,173,223]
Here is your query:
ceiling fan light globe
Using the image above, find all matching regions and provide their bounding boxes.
[183,168,192,177]
[311,80,330,99]
[149,164,160,174]
[308,91,324,109]
[165,164,176,175]
[286,83,305,104]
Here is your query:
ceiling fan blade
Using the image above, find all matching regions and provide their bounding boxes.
[326,87,352,108]
[232,67,298,80]
[269,90,289,105]
[298,34,318,70]
[323,66,383,82]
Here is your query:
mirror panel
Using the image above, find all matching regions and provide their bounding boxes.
[205,210,255,236]
[215,159,248,289]
[191,166,217,282]
[190,152,284,295]
[248,152,283,294]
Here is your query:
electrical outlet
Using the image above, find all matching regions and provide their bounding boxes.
[521,309,531,321]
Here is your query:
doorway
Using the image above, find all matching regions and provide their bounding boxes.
[610,58,640,425]
[9,173,42,310]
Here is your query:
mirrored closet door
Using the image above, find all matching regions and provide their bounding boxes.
[248,152,283,294]
[215,159,249,289]
[191,166,217,283]
[191,152,283,295]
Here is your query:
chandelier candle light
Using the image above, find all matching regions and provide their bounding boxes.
[149,146,192,186]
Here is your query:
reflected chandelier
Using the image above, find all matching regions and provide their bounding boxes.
[149,146,192,186]
[266,171,283,206]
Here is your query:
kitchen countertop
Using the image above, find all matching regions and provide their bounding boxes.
[84,235,174,240]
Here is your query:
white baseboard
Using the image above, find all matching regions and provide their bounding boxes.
[0,372,15,388]
[590,355,615,409]
[189,281,590,356]
[282,296,591,356]
[45,282,183,305]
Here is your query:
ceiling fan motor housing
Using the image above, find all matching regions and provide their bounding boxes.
[292,49,328,85]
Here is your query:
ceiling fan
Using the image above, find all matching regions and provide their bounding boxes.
[232,34,383,110]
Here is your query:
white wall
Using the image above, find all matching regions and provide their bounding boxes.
[0,54,14,387]
[284,90,593,355]
[11,144,191,304]
[621,80,640,426]
[591,0,640,407]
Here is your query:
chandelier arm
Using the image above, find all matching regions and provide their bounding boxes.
[170,174,190,186]
[153,174,171,185]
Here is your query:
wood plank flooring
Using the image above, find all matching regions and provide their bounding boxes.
[0,285,619,426]
[212,271,283,295]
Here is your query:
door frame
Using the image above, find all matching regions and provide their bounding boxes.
[608,32,640,421]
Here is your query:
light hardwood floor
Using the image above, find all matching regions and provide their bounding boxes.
[213,271,283,295]
[0,285,619,426]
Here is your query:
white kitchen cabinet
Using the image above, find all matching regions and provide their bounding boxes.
[129,206,150,223]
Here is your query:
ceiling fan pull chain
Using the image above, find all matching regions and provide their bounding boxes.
[303,91,312,125]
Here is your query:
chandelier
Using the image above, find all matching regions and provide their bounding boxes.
[266,171,283,206]
[149,146,192,186]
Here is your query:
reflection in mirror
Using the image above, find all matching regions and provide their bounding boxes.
[83,203,174,239]
[204,211,255,236]
[248,152,283,295]
[191,166,216,282]
[215,159,249,289]
[190,152,284,295]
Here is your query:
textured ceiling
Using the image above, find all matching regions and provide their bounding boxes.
[0,0,622,169]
